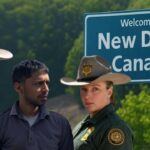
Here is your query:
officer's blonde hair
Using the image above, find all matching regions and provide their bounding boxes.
[106,81,114,105]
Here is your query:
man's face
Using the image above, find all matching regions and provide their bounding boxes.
[16,71,50,107]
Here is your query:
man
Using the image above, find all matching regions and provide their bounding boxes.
[0,59,73,150]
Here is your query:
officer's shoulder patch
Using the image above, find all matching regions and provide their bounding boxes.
[108,128,125,146]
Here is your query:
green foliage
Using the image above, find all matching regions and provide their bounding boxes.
[0,0,146,114]
[65,32,84,79]
[64,32,84,103]
[85,0,130,12]
[0,0,86,111]
[113,83,148,108]
[117,86,150,150]
[128,0,150,9]
[64,0,131,98]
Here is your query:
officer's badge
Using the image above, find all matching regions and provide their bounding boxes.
[82,64,92,77]
[108,128,125,146]
[81,127,95,141]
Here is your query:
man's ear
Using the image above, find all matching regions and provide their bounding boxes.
[14,82,23,94]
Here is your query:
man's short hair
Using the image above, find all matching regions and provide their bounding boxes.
[12,59,49,83]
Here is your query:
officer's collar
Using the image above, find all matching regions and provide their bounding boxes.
[83,103,115,125]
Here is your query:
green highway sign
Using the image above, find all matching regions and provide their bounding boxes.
[84,9,150,83]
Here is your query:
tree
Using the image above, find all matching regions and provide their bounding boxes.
[0,0,86,111]
[128,0,150,9]
[63,32,84,104]
[117,85,150,150]
[64,0,132,99]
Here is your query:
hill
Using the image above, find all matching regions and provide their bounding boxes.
[46,94,87,128]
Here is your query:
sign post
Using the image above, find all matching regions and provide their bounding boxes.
[84,9,150,83]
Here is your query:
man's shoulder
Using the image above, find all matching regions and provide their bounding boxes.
[0,107,11,118]
[49,111,65,118]
[0,107,12,129]
[48,111,69,124]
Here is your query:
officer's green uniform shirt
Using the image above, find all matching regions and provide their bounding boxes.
[73,104,133,150]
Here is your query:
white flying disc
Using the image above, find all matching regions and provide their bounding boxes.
[0,49,13,60]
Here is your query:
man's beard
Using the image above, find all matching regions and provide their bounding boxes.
[25,96,47,107]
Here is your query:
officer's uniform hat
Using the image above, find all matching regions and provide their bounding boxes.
[0,49,13,60]
[60,55,131,86]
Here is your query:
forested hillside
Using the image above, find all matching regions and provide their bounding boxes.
[0,0,130,110]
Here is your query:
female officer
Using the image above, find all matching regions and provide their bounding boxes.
[60,55,133,150]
